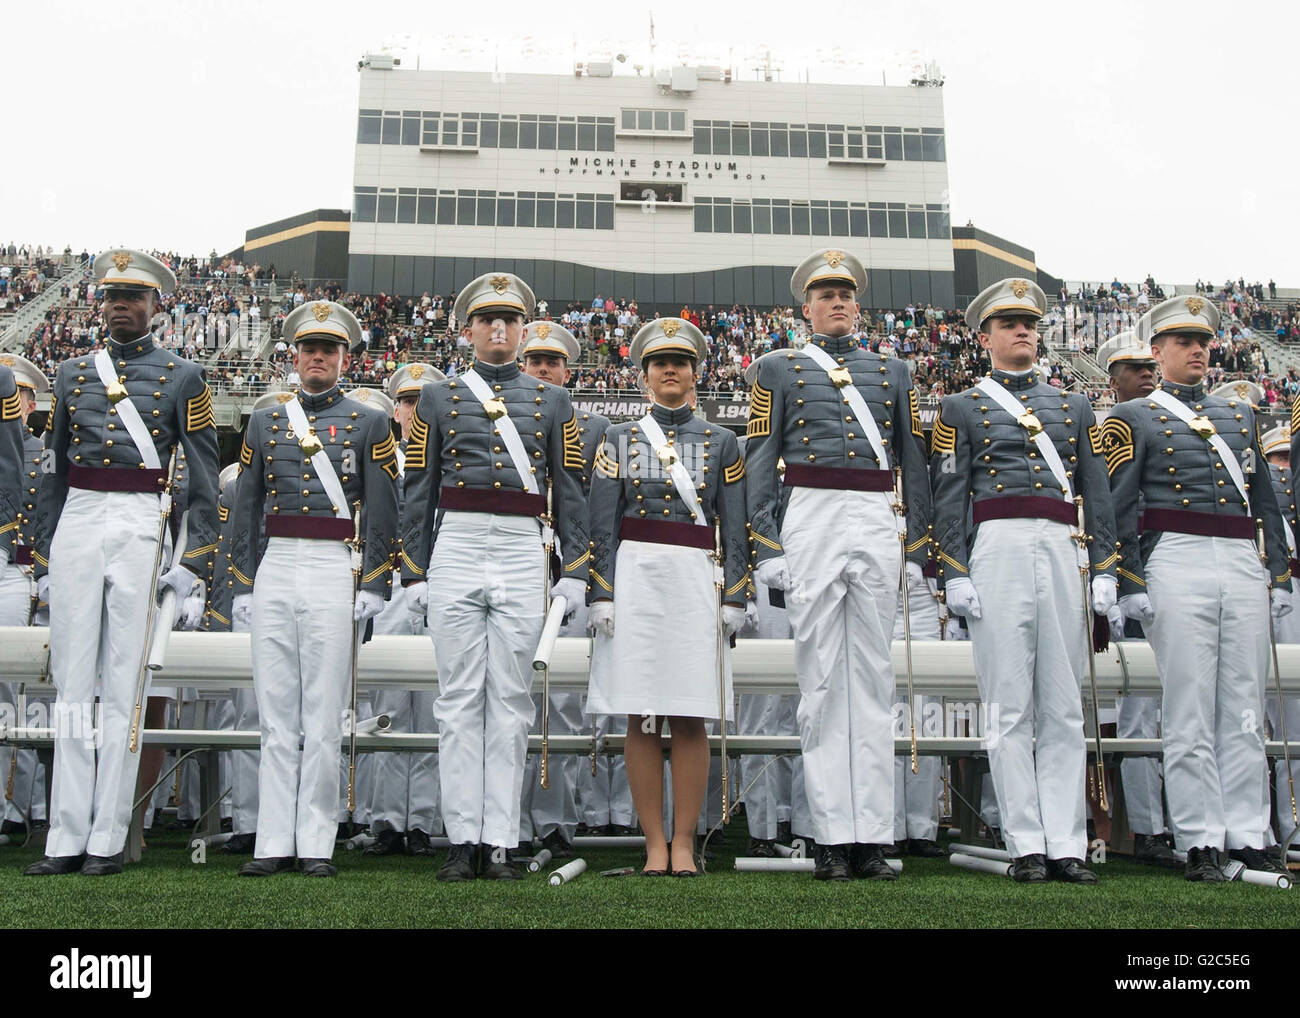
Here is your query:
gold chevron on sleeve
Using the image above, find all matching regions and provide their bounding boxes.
[1,390,20,422]
[723,457,745,484]
[1088,423,1104,456]
[405,407,429,471]
[930,415,956,457]
[594,444,619,479]
[186,385,215,433]
[909,388,922,437]
[746,382,772,439]
[239,439,253,466]
[562,414,584,470]
[1100,418,1134,476]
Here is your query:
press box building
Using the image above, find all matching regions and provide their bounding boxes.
[347,58,954,312]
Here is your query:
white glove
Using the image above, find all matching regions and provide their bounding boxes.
[722,604,747,638]
[157,563,199,601]
[1091,575,1118,616]
[178,580,207,631]
[354,589,385,622]
[755,556,792,591]
[1119,593,1154,626]
[926,576,939,598]
[589,600,615,637]
[1106,603,1125,643]
[552,577,586,625]
[405,581,429,618]
[1272,587,1293,621]
[743,599,759,634]
[33,607,49,627]
[943,577,982,620]
[232,593,253,629]
[942,616,965,641]
[905,561,924,587]
[37,575,49,605]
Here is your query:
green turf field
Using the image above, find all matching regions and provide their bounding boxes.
[1,831,1296,929]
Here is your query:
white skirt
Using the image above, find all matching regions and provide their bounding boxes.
[585,537,733,721]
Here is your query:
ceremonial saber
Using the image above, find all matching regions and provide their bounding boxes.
[949,852,1012,878]
[735,857,902,874]
[346,502,364,815]
[1074,495,1108,810]
[548,858,587,885]
[147,510,190,671]
[711,515,729,824]
[129,446,181,754]
[353,714,392,736]
[538,477,556,790]
[1258,520,1298,831]
[893,467,918,774]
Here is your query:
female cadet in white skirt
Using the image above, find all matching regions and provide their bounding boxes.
[585,319,750,876]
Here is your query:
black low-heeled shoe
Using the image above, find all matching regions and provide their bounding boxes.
[672,868,701,878]
[641,868,667,877]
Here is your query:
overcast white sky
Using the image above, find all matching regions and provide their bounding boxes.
[2,0,1295,287]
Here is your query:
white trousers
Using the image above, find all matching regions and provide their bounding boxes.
[1267,601,1300,842]
[251,537,353,859]
[229,608,261,836]
[739,584,795,841]
[0,561,45,824]
[968,517,1087,861]
[46,489,159,858]
[1147,533,1271,851]
[782,487,899,846]
[429,512,543,848]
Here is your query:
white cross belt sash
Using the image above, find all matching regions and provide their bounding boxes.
[977,376,1075,503]
[639,413,707,527]
[462,370,539,496]
[284,396,349,520]
[1148,387,1251,514]
[800,345,890,471]
[93,349,161,470]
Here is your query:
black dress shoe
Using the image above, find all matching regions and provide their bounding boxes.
[509,840,535,862]
[405,829,438,857]
[238,856,295,877]
[221,833,257,855]
[1010,853,1049,883]
[907,838,949,858]
[1185,846,1227,882]
[437,843,479,882]
[364,830,407,856]
[540,829,574,859]
[883,841,903,858]
[220,817,233,833]
[1048,857,1098,884]
[299,857,337,877]
[23,854,85,876]
[748,837,777,858]
[480,844,523,880]
[81,853,124,876]
[813,844,852,882]
[0,819,26,836]
[1133,833,1181,869]
[776,821,794,845]
[604,824,637,837]
[850,843,898,881]
[1229,846,1289,876]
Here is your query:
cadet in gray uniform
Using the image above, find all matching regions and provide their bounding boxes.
[931,278,1117,884]
[585,318,748,877]
[1,354,49,834]
[1261,421,1300,847]
[1102,295,1290,881]
[26,250,219,877]
[1093,331,1179,868]
[516,320,608,858]
[401,272,589,881]
[230,301,399,877]
[366,365,443,858]
[745,250,932,882]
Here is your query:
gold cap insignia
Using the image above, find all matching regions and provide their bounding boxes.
[312,302,333,323]
[1186,297,1205,316]
[111,251,131,273]
[356,390,371,402]
[409,364,425,380]
[536,322,552,339]
[1235,383,1250,400]
[490,275,511,294]
[483,398,508,420]
[276,392,293,404]
[0,356,12,367]
[824,250,845,269]
[661,319,680,337]
[1010,279,1030,299]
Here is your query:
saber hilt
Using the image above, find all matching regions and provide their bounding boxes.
[1258,519,1298,828]
[1074,495,1108,811]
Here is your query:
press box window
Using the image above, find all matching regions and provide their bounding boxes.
[621,181,684,203]
[357,110,381,144]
